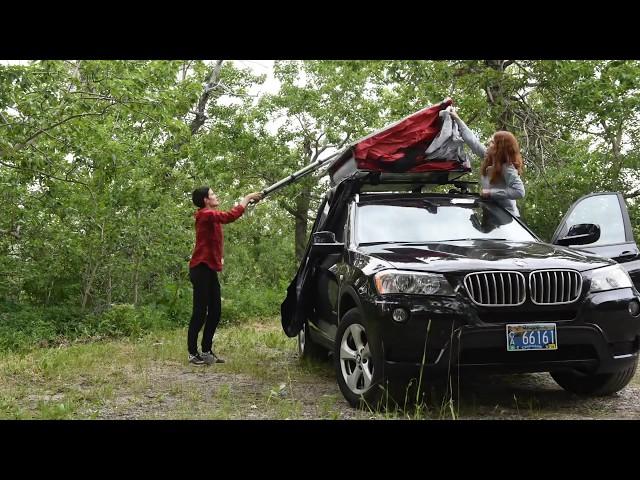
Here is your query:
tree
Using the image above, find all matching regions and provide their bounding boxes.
[250,60,388,261]
[0,60,264,311]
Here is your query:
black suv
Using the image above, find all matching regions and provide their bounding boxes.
[281,171,640,407]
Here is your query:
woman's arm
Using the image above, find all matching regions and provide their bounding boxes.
[449,109,486,159]
[200,205,246,224]
[201,192,263,224]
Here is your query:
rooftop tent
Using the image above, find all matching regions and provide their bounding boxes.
[261,98,471,198]
[328,98,470,186]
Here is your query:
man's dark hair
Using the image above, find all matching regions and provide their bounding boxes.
[192,186,211,208]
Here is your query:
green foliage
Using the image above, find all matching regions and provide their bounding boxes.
[220,285,285,325]
[0,301,173,352]
[0,302,83,351]
[85,304,176,338]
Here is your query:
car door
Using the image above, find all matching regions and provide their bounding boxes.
[280,197,330,337]
[313,203,349,340]
[551,192,640,289]
[281,181,356,337]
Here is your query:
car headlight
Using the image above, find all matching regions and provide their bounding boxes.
[374,270,455,296]
[588,265,633,293]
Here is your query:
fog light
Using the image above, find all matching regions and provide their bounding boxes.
[392,308,409,323]
[629,300,640,317]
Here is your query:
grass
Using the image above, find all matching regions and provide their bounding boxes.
[0,317,637,419]
[0,317,374,419]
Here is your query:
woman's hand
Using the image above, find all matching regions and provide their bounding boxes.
[241,192,264,207]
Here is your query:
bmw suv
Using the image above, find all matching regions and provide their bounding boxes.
[281,172,640,407]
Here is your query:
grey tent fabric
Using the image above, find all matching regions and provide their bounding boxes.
[424,109,470,168]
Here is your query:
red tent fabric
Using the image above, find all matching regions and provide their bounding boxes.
[352,99,458,172]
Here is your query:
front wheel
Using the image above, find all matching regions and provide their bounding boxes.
[551,357,638,396]
[334,308,388,409]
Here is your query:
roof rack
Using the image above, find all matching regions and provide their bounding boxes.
[328,149,471,185]
[335,168,477,193]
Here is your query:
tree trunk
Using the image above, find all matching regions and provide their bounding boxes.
[294,138,315,263]
[294,186,311,263]
[46,280,53,306]
[189,60,224,135]
[132,256,140,306]
[106,270,112,306]
[606,121,625,189]
[484,60,514,131]
[81,221,105,310]
[162,60,224,175]
[81,262,98,310]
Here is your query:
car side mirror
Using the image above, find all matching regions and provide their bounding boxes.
[313,231,337,243]
[311,231,344,255]
[556,223,601,246]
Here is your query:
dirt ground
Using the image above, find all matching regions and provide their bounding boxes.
[7,320,639,420]
[85,355,640,420]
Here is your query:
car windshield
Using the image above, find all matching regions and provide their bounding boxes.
[356,199,536,244]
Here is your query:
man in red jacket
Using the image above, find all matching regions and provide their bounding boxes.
[188,186,263,366]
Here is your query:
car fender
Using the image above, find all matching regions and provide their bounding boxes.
[337,285,364,323]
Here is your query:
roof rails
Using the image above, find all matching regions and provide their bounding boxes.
[335,168,476,194]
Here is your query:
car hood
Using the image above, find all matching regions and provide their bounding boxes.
[358,240,613,273]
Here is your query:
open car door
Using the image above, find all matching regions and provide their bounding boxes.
[280,181,355,337]
[551,192,640,290]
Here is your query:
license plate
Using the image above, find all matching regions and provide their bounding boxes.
[506,323,557,351]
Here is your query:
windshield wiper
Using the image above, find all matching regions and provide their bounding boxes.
[439,238,509,242]
[360,238,511,245]
[358,241,411,246]
[422,199,438,213]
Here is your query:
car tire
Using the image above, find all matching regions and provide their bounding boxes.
[334,308,392,409]
[551,357,638,396]
[298,319,327,361]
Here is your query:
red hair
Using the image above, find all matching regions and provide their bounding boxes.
[481,131,523,183]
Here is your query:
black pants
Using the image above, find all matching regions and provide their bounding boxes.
[188,263,221,355]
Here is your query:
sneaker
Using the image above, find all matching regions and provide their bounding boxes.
[189,353,206,366]
[202,351,225,364]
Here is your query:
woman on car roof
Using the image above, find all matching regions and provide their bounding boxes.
[448,105,525,217]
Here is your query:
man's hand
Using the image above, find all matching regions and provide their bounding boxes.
[446,106,459,119]
[480,189,491,199]
[241,192,264,207]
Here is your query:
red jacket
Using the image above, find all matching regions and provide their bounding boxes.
[189,205,245,271]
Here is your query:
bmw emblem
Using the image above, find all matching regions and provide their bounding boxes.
[514,259,527,267]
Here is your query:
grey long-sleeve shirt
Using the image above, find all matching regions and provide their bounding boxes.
[452,116,525,217]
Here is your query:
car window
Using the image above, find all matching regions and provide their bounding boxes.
[564,194,626,246]
[356,201,536,244]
